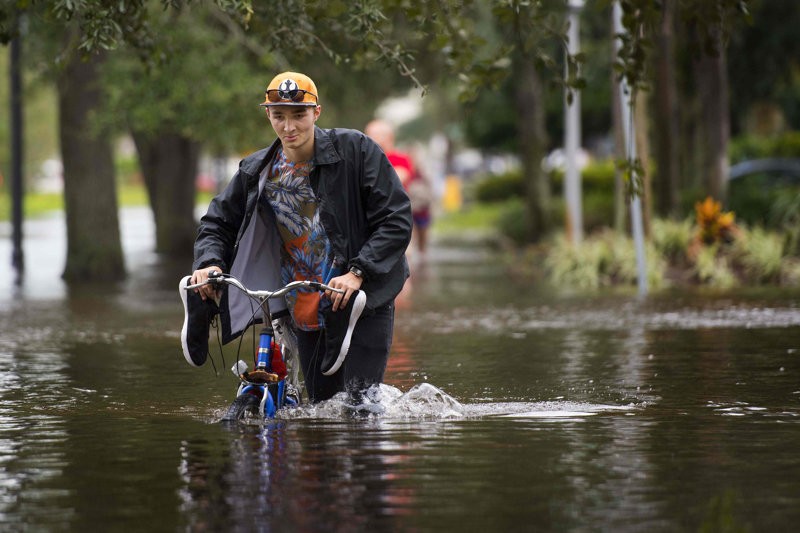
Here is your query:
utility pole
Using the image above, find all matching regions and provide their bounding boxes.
[613,1,648,297]
[564,0,584,244]
[10,22,25,283]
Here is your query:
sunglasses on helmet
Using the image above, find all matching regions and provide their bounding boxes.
[266,88,318,103]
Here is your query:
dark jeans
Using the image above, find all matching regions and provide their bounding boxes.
[295,302,395,403]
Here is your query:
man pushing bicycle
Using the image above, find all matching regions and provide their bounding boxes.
[180,71,412,406]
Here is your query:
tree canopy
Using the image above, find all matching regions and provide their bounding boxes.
[2,0,792,273]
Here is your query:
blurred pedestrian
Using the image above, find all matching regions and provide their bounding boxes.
[365,119,434,258]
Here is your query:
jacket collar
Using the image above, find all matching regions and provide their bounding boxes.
[240,126,340,177]
[312,126,342,165]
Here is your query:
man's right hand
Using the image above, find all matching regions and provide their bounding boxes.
[191,266,223,301]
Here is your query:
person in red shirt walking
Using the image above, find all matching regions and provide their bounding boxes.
[365,119,433,258]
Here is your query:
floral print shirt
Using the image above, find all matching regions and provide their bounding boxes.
[260,147,333,330]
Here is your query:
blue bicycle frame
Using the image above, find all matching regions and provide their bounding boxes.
[234,327,299,418]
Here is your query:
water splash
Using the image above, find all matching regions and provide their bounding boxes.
[383,383,465,418]
[262,384,638,422]
[278,383,465,420]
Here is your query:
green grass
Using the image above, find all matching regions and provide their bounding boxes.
[4,187,501,229]
[0,184,214,221]
[432,202,504,235]
[119,183,151,206]
[0,190,63,220]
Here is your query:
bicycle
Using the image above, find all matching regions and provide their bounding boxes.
[184,271,344,422]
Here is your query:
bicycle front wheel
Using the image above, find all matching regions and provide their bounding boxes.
[221,393,261,422]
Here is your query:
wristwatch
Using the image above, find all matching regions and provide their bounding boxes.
[349,266,364,279]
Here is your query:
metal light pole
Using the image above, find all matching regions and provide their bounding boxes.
[613,1,648,297]
[10,25,25,282]
[564,0,584,244]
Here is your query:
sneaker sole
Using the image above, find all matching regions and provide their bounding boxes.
[322,290,367,376]
[179,276,202,367]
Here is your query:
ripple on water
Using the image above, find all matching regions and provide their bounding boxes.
[485,401,638,419]
[706,400,800,420]
[211,383,638,423]
[402,304,800,335]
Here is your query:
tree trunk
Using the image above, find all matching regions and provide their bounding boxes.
[58,48,125,282]
[132,131,200,257]
[653,0,680,217]
[516,58,550,242]
[693,38,730,202]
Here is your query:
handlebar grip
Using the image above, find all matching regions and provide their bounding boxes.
[208,270,224,288]
[308,281,322,290]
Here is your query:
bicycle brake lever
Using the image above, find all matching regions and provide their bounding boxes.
[308,281,344,294]
[204,270,227,290]
[185,276,223,291]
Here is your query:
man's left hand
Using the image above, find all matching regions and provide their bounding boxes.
[326,272,363,311]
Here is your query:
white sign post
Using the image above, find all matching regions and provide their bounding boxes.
[565,0,585,244]
[613,1,648,297]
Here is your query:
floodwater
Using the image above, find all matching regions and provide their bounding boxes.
[2,208,800,531]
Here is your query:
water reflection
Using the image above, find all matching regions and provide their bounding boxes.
[1,209,800,530]
[178,420,421,531]
[0,345,71,530]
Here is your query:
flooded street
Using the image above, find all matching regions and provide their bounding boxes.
[2,208,800,531]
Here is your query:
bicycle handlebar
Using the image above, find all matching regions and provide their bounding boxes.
[185,272,344,300]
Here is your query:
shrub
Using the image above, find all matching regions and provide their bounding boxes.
[727,131,800,229]
[694,196,738,245]
[602,231,640,284]
[692,244,736,288]
[729,136,773,162]
[474,159,617,205]
[729,131,800,162]
[651,217,693,263]
[496,199,531,246]
[542,230,664,290]
[772,131,800,157]
[578,159,617,192]
[781,258,800,286]
[770,191,800,256]
[495,198,565,245]
[474,171,525,203]
[583,190,615,231]
[733,226,784,284]
[728,177,800,228]
[549,159,616,193]
[543,234,604,290]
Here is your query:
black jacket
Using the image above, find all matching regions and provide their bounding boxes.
[193,126,413,343]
